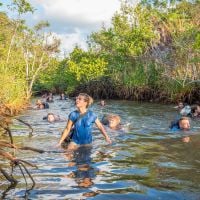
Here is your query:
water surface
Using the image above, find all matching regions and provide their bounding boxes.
[1,98,200,199]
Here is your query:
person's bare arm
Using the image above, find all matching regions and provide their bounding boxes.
[95,118,112,144]
[58,119,73,146]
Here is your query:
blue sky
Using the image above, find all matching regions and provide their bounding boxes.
[0,0,122,56]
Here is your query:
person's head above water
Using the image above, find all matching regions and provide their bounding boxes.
[100,100,105,106]
[179,117,190,131]
[102,114,121,130]
[75,93,93,109]
[43,113,60,122]
[177,101,184,109]
[191,104,200,117]
[36,99,42,105]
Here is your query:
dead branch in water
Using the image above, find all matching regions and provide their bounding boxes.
[0,167,18,184]
[0,150,37,186]
[0,140,17,149]
[15,118,33,137]
[0,124,37,187]
[19,146,45,154]
[0,124,13,144]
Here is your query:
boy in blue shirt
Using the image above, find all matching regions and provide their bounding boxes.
[170,117,191,142]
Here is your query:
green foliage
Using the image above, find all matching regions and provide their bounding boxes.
[9,0,34,14]
[122,62,162,88]
[89,1,158,84]
[123,64,147,87]
[33,59,60,92]
[1,0,200,106]
[87,0,200,100]
[0,68,27,112]
[0,1,60,114]
[162,78,194,101]
[67,47,107,83]
[194,32,200,50]
[146,63,163,87]
[33,58,72,93]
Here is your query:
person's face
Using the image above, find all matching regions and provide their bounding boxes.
[75,95,87,108]
[178,102,184,109]
[48,114,55,122]
[39,104,44,109]
[179,119,190,130]
[100,100,105,106]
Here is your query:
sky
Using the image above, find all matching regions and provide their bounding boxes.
[1,0,122,56]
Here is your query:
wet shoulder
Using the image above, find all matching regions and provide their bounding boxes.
[69,110,79,122]
[87,110,97,121]
[170,125,180,132]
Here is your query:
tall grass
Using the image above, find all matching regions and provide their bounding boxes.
[0,69,28,115]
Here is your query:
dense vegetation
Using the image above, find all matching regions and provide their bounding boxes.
[0,0,60,115]
[37,0,200,103]
[1,0,200,115]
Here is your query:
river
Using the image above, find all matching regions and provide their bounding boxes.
[0,97,200,199]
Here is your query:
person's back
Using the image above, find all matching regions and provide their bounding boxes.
[180,105,191,116]
[174,101,191,116]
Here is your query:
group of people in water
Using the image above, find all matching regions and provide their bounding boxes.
[169,101,200,142]
[176,101,200,118]
[30,93,199,188]
[33,92,124,149]
[33,92,199,148]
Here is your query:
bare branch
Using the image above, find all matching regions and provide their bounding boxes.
[0,167,18,184]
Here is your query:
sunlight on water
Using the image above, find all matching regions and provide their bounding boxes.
[1,97,200,199]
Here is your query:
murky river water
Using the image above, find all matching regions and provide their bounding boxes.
[1,97,200,199]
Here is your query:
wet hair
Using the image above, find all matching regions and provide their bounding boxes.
[191,105,199,114]
[47,113,54,117]
[101,114,121,126]
[36,99,42,105]
[43,113,54,120]
[179,116,190,123]
[78,93,93,108]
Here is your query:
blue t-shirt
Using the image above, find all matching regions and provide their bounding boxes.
[69,110,97,145]
[170,118,180,131]
[170,124,180,131]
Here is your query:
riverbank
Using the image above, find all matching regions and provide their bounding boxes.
[68,78,200,104]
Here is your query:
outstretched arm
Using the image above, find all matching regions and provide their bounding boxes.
[95,118,112,144]
[58,119,73,146]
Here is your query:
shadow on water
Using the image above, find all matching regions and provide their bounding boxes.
[1,97,200,199]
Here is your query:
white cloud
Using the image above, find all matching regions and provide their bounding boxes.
[32,0,120,27]
[28,0,121,55]
[52,31,88,57]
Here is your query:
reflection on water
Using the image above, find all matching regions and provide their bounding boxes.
[1,97,200,199]
[65,146,97,188]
